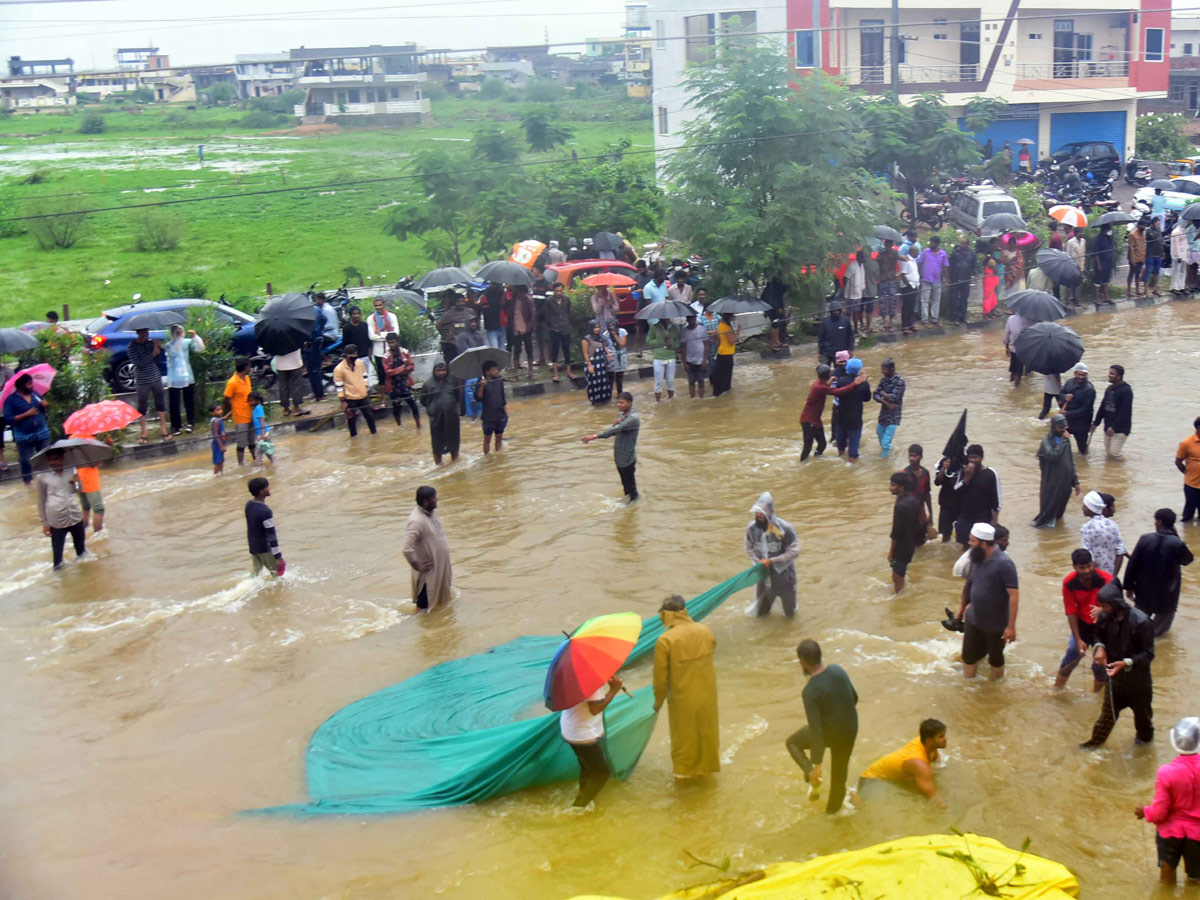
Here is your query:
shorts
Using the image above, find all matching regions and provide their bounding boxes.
[860,297,876,314]
[1129,260,1144,279]
[549,331,572,364]
[482,412,508,436]
[1146,256,1163,277]
[1093,267,1112,286]
[686,361,706,386]
[257,437,275,459]
[78,490,105,513]
[962,621,1006,668]
[1157,834,1200,878]
[251,552,278,576]
[1008,353,1024,376]
[889,552,912,577]
[232,422,256,451]
[212,441,225,465]
[136,381,166,415]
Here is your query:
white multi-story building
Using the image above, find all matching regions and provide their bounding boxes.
[651,0,1170,171]
[290,45,430,124]
[234,54,299,100]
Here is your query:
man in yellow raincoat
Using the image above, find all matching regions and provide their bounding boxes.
[653,595,720,777]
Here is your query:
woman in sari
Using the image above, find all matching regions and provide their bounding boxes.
[1032,414,1080,528]
[982,254,1000,317]
[581,319,612,405]
[1001,234,1024,294]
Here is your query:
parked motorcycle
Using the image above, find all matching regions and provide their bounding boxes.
[900,199,947,229]
[1124,158,1153,186]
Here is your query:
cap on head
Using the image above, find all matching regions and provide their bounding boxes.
[835,350,851,364]
[1083,491,1106,514]
[881,357,895,369]
[1074,362,1088,374]
[829,300,843,312]
[846,358,863,376]
[970,522,996,542]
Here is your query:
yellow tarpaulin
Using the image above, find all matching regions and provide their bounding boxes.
[569,834,1079,900]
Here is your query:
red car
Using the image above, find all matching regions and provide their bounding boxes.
[543,260,640,326]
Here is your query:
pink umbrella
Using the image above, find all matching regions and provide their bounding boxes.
[0,363,56,407]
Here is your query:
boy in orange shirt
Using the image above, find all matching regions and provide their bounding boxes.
[72,433,110,533]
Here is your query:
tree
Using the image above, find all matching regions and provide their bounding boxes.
[78,113,105,134]
[665,37,894,295]
[206,82,238,105]
[521,111,573,153]
[28,200,89,250]
[857,93,999,218]
[473,125,520,164]
[1136,113,1192,160]
[478,78,507,99]
[381,149,477,267]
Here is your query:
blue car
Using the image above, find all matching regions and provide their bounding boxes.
[85,298,259,392]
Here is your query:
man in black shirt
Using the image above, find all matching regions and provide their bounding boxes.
[834,358,871,461]
[953,443,1001,547]
[245,476,283,577]
[889,472,924,593]
[1124,507,1194,636]
[341,306,371,381]
[474,360,508,456]
[786,640,858,814]
[817,300,854,364]
[1081,582,1155,748]
[1090,364,1133,459]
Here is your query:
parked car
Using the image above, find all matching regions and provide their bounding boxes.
[1133,175,1200,215]
[1168,155,1200,179]
[947,185,1023,237]
[542,259,640,325]
[1040,141,1122,181]
[85,298,259,392]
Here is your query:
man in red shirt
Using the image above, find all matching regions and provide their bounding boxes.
[799,363,866,461]
[1055,547,1112,692]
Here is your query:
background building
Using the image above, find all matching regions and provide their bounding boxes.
[290,45,429,124]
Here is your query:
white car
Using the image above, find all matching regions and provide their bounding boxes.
[1133,175,1200,214]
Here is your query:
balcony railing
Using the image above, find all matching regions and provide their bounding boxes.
[843,63,979,86]
[1014,60,1129,79]
[297,72,424,85]
[294,98,431,117]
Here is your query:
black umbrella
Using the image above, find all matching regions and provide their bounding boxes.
[941,410,968,467]
[122,309,186,332]
[636,299,695,320]
[474,260,535,286]
[706,296,771,314]
[0,328,39,355]
[591,231,622,252]
[448,345,511,381]
[1182,204,1200,222]
[1013,321,1084,375]
[31,437,114,471]
[379,288,426,310]
[981,212,1027,234]
[1094,211,1137,226]
[254,292,316,356]
[1034,250,1083,288]
[1147,178,1175,191]
[1005,289,1068,323]
[873,225,903,242]
[415,267,474,291]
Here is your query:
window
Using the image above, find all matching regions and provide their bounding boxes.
[1028,33,1042,40]
[1054,19,1074,33]
[1170,82,1185,102]
[655,19,666,50]
[684,14,714,63]
[934,33,947,40]
[795,30,815,67]
[391,87,399,98]
[719,11,755,35]
[1075,34,1093,61]
[348,88,360,103]
[1146,28,1165,62]
[1187,43,1195,56]
[657,105,669,135]
[982,200,1019,217]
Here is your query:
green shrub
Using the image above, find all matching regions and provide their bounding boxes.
[28,200,88,250]
[422,80,448,102]
[393,303,437,351]
[78,113,105,134]
[132,209,184,252]
[164,276,209,298]
[24,329,110,437]
[205,82,238,105]
[525,78,564,103]
[479,78,507,99]
[186,305,235,408]
[238,109,290,129]
[246,90,305,114]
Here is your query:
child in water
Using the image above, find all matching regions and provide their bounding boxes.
[210,402,226,475]
[249,392,274,464]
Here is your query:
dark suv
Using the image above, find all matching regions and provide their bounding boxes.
[85,298,259,391]
[1041,141,1122,180]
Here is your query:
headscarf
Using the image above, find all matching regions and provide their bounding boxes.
[1170,717,1200,755]
[1040,414,1071,460]
[749,492,783,541]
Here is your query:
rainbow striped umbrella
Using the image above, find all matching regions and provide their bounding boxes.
[1048,205,1088,229]
[544,612,641,711]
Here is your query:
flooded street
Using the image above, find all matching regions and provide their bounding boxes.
[1,304,1197,900]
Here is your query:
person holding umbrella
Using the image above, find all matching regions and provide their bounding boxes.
[3,372,50,485]
[1066,228,1087,306]
[710,311,740,397]
[35,445,92,569]
[1146,217,1165,298]
[128,328,170,445]
[652,594,719,779]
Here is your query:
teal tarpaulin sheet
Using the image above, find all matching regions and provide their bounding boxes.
[252,566,762,816]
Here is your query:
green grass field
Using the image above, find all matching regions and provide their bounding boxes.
[0,93,654,326]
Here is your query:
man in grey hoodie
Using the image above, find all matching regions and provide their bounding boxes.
[744,492,801,618]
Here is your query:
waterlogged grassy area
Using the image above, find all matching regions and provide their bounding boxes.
[0,95,653,325]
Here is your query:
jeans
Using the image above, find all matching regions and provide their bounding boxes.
[919,281,942,322]
[344,397,376,437]
[568,740,610,807]
[1058,631,1107,682]
[837,426,862,459]
[1183,484,1200,521]
[391,393,420,426]
[617,462,638,500]
[786,725,856,814]
[16,435,48,484]
[652,358,676,395]
[486,328,506,349]
[876,423,897,457]
[801,422,826,461]
[168,384,196,432]
[50,520,87,568]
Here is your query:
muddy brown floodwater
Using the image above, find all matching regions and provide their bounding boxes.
[1,305,1196,900]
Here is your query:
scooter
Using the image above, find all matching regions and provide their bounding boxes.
[1124,159,1153,186]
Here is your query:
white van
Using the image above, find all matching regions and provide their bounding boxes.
[948,186,1023,236]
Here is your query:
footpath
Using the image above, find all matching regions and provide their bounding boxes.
[3,289,1188,482]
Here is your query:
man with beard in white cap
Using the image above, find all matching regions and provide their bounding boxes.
[745,492,801,618]
[1081,490,1127,578]
[954,522,1019,680]
[1137,716,1200,886]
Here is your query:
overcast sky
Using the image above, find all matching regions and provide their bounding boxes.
[0,0,629,69]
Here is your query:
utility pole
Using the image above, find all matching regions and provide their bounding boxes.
[890,0,901,97]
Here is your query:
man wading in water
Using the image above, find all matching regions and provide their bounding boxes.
[744,492,801,618]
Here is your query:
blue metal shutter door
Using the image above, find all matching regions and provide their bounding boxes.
[1049,110,1127,167]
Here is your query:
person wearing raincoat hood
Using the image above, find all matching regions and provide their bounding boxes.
[653,595,720,778]
[1081,580,1155,749]
[1136,716,1200,886]
[1032,414,1080,528]
[744,492,801,617]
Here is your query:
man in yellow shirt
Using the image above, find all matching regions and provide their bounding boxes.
[333,343,377,438]
[222,358,256,466]
[1175,416,1200,523]
[858,718,947,805]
